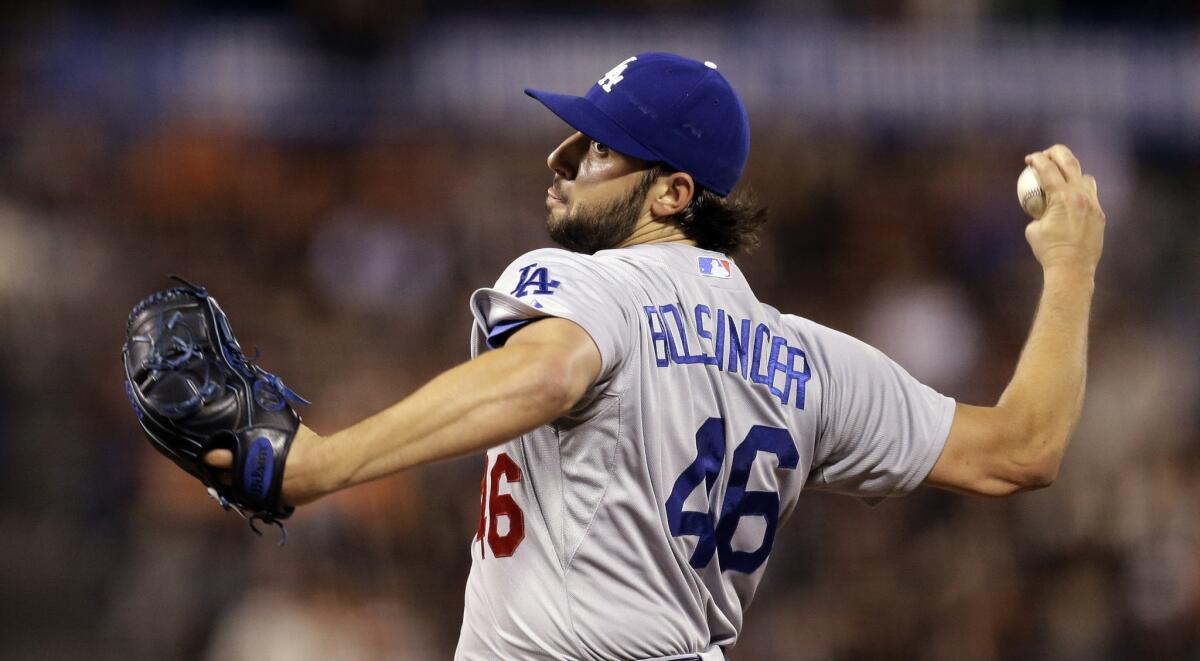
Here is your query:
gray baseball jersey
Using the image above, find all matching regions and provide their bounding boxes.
[457,244,955,660]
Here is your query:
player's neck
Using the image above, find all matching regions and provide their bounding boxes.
[615,217,696,249]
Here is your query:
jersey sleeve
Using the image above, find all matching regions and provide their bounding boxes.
[791,316,956,501]
[469,248,633,384]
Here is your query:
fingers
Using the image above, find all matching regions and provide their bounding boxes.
[205,449,234,486]
[1045,144,1082,182]
[1025,144,1084,196]
[206,449,234,469]
[1026,151,1066,192]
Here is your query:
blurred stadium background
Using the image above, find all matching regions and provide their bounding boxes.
[1,1,1198,659]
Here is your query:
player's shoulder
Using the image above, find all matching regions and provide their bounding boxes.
[500,247,601,274]
[502,243,706,269]
[780,312,847,344]
[498,247,643,282]
[506,246,577,264]
[485,248,639,306]
[780,312,890,366]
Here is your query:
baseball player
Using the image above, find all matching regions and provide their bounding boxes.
[205,52,1106,660]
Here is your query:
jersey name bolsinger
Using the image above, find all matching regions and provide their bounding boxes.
[642,302,811,409]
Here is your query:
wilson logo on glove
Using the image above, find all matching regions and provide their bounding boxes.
[245,437,276,501]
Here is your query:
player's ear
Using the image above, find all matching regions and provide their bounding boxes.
[649,171,694,218]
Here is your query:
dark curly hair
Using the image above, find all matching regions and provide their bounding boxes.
[645,163,769,256]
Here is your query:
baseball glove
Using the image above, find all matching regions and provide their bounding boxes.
[122,276,308,541]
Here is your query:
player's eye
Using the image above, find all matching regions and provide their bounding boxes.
[591,141,609,155]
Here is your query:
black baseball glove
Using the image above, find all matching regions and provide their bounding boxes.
[122,276,308,541]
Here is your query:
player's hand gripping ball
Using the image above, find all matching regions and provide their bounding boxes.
[1017,165,1046,218]
[1021,145,1105,274]
[122,276,309,541]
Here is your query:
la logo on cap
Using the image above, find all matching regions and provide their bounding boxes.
[598,56,637,93]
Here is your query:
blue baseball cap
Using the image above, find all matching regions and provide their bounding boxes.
[525,52,750,197]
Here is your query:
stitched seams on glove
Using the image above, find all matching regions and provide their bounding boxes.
[122,277,308,540]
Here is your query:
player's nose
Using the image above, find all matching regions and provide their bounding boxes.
[546,131,583,179]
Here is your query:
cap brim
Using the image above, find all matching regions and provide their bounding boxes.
[524,88,660,163]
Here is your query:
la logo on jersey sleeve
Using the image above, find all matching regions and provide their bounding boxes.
[510,263,561,299]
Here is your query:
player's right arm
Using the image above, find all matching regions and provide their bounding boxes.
[923,144,1105,496]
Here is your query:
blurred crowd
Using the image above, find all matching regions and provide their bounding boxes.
[1,2,1198,660]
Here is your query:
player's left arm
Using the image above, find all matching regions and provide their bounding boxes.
[207,317,601,505]
[923,144,1104,497]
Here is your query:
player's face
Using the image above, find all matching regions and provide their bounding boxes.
[544,131,655,254]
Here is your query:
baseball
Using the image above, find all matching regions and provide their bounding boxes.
[1017,165,1046,218]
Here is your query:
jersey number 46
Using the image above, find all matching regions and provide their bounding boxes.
[475,452,524,558]
[665,418,799,574]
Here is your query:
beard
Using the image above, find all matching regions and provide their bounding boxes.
[546,174,654,255]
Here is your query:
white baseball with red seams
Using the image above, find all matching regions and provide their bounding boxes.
[1018,165,1047,218]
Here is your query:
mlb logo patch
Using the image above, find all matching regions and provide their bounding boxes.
[698,256,732,278]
